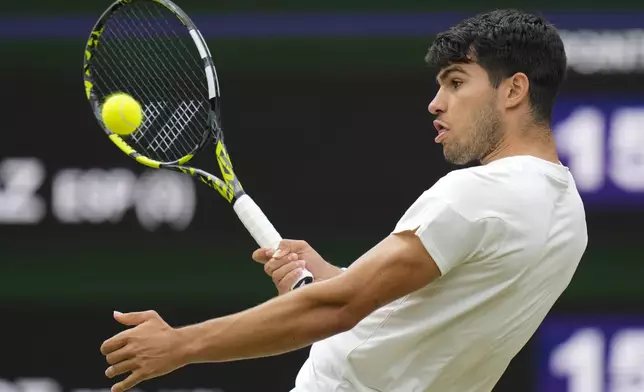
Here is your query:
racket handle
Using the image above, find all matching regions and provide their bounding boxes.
[233,194,314,291]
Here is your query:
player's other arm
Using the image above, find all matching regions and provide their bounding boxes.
[180,229,440,363]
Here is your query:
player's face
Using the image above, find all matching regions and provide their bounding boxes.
[428,63,504,165]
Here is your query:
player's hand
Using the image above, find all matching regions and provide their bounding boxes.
[252,239,343,295]
[100,310,187,392]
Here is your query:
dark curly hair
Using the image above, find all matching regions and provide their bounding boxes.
[425,9,567,125]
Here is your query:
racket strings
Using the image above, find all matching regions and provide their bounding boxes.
[92,28,185,163]
[111,11,203,157]
[89,0,211,163]
[93,35,203,163]
[126,5,208,109]
[112,5,206,155]
[126,6,208,155]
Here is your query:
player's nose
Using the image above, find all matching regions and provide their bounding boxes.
[428,90,446,115]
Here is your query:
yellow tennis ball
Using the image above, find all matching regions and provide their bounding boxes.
[101,93,143,135]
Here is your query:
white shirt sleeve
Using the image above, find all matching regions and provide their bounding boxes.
[392,173,505,276]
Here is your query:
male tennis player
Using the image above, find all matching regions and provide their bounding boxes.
[100,9,588,392]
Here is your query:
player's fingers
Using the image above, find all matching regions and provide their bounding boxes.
[111,371,144,392]
[273,239,299,259]
[106,358,139,379]
[271,259,306,285]
[263,252,298,276]
[277,264,307,294]
[264,252,299,276]
[113,310,158,326]
[252,248,273,263]
[276,239,309,257]
[106,346,134,365]
[101,330,129,355]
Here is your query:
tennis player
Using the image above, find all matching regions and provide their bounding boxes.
[100,9,588,392]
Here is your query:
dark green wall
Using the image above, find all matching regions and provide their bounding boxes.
[1,237,642,307]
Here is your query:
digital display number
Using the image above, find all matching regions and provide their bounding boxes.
[537,316,644,392]
[552,97,644,207]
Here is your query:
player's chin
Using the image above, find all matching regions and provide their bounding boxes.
[443,147,471,166]
[442,145,456,161]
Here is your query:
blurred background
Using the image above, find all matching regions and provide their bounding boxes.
[1,1,643,391]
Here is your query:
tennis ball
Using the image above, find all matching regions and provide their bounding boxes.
[101,92,143,135]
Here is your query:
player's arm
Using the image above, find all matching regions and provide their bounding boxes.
[100,230,439,392]
[179,229,440,363]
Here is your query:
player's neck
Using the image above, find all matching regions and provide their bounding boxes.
[481,123,560,166]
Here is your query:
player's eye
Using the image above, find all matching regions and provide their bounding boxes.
[451,80,462,89]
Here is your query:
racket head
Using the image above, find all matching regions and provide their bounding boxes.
[82,0,222,169]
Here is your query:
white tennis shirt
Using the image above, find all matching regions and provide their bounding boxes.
[291,155,588,392]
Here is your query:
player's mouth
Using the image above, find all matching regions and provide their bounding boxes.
[433,120,449,143]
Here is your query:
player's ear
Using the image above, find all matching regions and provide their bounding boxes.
[502,72,530,110]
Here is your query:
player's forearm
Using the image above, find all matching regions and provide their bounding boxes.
[317,263,345,281]
[178,280,355,364]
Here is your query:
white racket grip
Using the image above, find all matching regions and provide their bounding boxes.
[233,194,314,290]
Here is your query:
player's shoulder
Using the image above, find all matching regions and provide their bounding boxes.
[428,165,505,197]
[424,165,516,220]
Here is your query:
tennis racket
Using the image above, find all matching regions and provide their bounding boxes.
[82,0,314,291]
